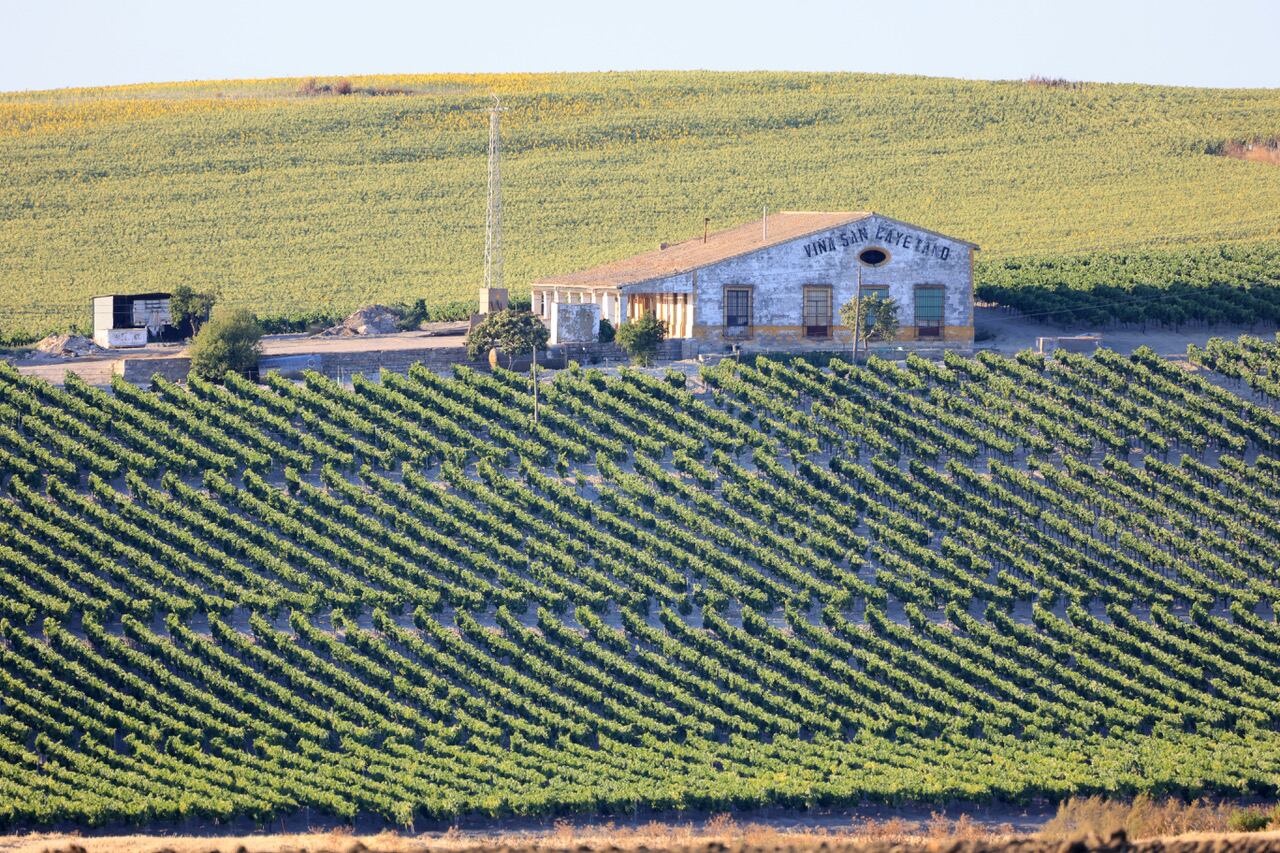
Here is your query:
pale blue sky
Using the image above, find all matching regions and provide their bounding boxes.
[4,0,1277,93]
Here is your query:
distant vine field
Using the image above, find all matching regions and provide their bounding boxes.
[1,342,1280,828]
[977,242,1280,326]
[3,72,1280,340]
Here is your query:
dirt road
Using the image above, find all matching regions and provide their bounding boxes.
[4,827,1279,853]
[974,307,1280,356]
[9,329,471,384]
[8,312,1279,385]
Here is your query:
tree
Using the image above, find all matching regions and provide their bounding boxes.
[188,309,263,381]
[169,285,216,337]
[465,309,549,367]
[840,293,900,359]
[615,312,667,366]
[597,317,616,344]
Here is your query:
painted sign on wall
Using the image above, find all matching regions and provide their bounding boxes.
[802,224,953,262]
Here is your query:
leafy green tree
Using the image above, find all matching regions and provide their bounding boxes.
[465,309,549,367]
[188,309,263,381]
[840,293,900,358]
[615,312,667,366]
[169,284,216,336]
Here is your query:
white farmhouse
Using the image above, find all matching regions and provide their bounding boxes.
[530,211,977,350]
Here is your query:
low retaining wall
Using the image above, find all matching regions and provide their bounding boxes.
[114,339,689,385]
[116,355,191,384]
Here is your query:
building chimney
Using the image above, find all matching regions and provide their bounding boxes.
[703,217,710,243]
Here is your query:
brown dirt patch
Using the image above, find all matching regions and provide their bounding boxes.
[1218,138,1280,166]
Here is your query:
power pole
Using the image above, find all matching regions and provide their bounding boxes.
[851,265,863,364]
[483,97,506,294]
[531,343,539,425]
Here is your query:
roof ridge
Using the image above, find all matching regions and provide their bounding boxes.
[531,211,972,290]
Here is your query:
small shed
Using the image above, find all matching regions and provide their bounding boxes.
[91,293,187,348]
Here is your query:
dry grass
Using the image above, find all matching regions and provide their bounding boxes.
[0,814,1016,853]
[4,801,1279,853]
[8,825,1280,853]
[1037,794,1280,840]
[1025,76,1084,89]
[1219,137,1280,166]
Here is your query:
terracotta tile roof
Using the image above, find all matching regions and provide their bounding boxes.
[532,211,875,290]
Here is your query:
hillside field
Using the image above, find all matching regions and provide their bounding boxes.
[2,341,1280,828]
[3,72,1280,341]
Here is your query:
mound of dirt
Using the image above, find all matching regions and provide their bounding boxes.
[30,333,104,358]
[317,305,402,337]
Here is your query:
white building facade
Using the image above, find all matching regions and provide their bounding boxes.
[530,211,977,350]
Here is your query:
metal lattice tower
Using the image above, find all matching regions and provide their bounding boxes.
[483,97,506,292]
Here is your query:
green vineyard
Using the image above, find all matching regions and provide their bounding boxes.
[1,344,1280,828]
[4,72,1280,341]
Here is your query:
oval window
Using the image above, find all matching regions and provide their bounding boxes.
[858,248,889,266]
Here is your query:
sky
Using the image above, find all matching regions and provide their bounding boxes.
[3,0,1277,93]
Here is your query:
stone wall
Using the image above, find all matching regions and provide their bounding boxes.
[113,339,687,385]
[549,302,600,344]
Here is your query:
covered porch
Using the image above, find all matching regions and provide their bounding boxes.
[530,286,693,339]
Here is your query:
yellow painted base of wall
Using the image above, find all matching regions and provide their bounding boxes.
[692,324,974,346]
[896,325,975,343]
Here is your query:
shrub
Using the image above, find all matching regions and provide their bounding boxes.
[615,312,666,366]
[297,77,354,96]
[597,318,616,344]
[1027,75,1083,89]
[1227,807,1271,833]
[188,309,263,381]
[393,298,429,331]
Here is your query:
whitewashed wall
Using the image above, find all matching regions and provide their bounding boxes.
[621,214,973,346]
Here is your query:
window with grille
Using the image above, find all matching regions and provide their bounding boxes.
[724,287,752,335]
[802,286,832,338]
[914,285,945,338]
